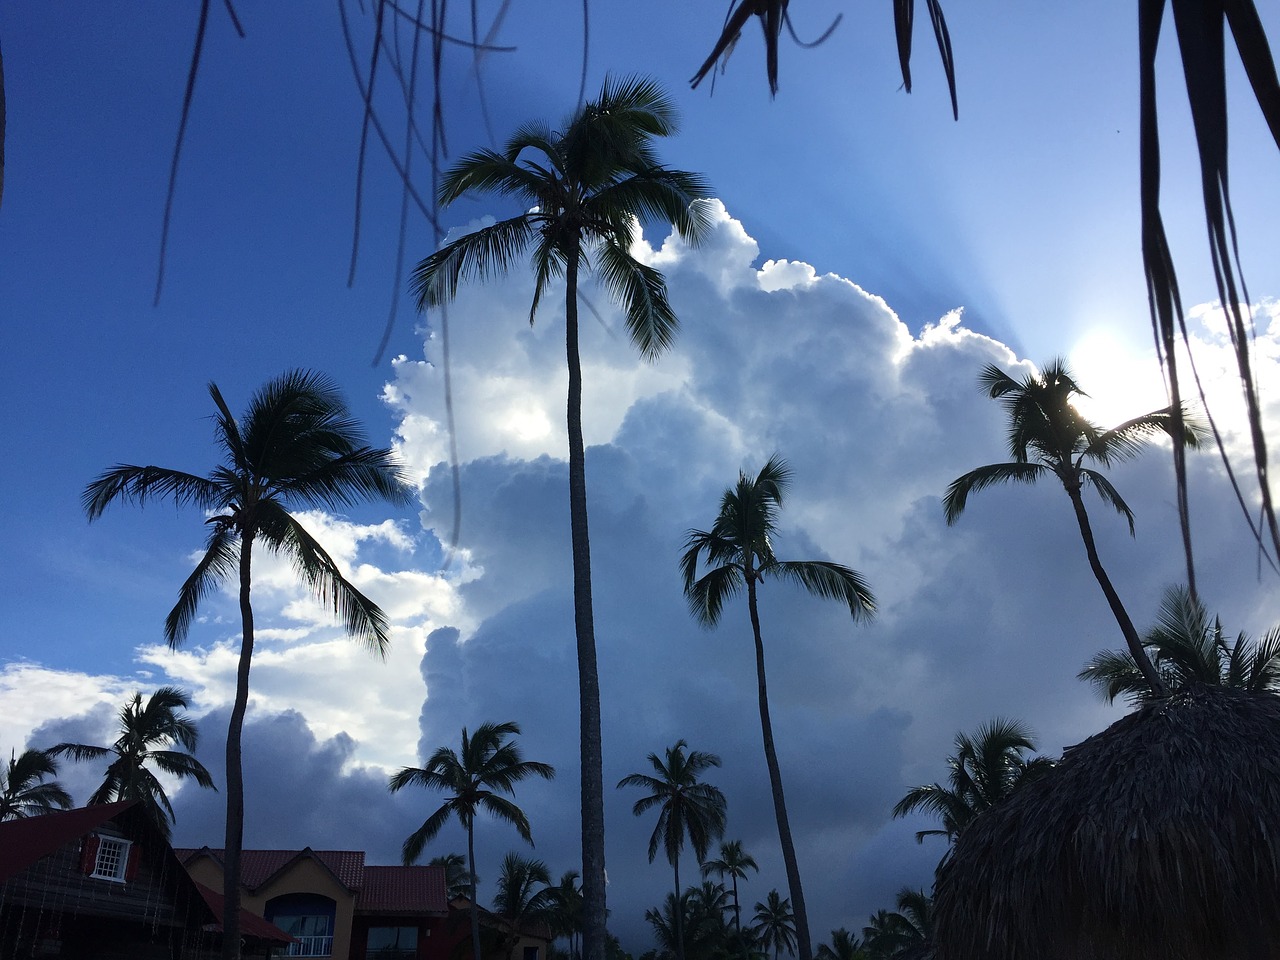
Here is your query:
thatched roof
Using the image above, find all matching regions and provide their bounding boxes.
[933,684,1280,960]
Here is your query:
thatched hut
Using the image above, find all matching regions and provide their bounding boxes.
[932,684,1280,960]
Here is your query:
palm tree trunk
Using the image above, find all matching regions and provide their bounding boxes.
[1066,485,1167,696]
[222,531,255,960]
[673,854,685,960]
[745,577,812,960]
[468,825,482,960]
[564,247,607,960]
[732,876,740,930]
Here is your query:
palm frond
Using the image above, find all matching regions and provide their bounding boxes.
[769,560,876,621]
[410,214,537,309]
[594,241,679,360]
[401,803,455,865]
[165,521,238,648]
[685,564,744,628]
[83,465,223,520]
[1080,469,1138,535]
[942,462,1046,525]
[258,503,391,657]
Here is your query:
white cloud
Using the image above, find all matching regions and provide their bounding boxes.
[6,201,1279,952]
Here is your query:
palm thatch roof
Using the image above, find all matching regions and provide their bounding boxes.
[932,684,1280,960]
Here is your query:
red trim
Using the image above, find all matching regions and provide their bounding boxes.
[124,842,141,881]
[79,834,100,875]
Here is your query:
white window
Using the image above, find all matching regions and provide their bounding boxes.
[91,837,132,882]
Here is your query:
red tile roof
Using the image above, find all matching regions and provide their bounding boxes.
[0,801,137,882]
[192,881,298,945]
[176,847,366,892]
[359,865,449,914]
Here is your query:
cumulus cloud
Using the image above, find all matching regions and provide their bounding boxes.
[5,200,1278,954]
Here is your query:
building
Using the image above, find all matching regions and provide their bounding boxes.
[177,848,483,960]
[0,802,291,959]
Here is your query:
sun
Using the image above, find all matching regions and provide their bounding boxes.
[1066,327,1170,426]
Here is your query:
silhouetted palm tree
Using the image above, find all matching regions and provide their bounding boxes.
[620,741,728,960]
[431,852,473,901]
[0,748,72,820]
[752,891,797,960]
[1080,584,1280,707]
[861,889,932,959]
[944,360,1203,697]
[50,687,214,839]
[702,840,759,931]
[892,718,1054,845]
[814,929,866,960]
[682,455,875,960]
[493,852,556,960]
[411,76,710,960]
[547,870,584,960]
[84,369,411,958]
[390,721,554,960]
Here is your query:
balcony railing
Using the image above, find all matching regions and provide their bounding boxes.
[284,935,334,957]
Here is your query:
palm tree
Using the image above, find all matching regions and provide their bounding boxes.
[410,76,710,960]
[389,721,555,960]
[547,870,584,960]
[431,852,474,901]
[752,891,797,960]
[681,456,876,960]
[892,718,1054,845]
[701,840,759,931]
[49,687,214,839]
[619,741,728,960]
[1079,583,1280,708]
[493,852,556,960]
[943,359,1204,697]
[83,369,412,958]
[861,889,932,960]
[0,748,72,820]
[814,929,866,960]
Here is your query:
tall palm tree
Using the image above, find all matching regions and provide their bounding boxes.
[701,840,759,931]
[49,686,214,839]
[1079,583,1280,707]
[619,741,728,960]
[752,891,797,960]
[83,369,411,958]
[0,748,72,820]
[389,720,555,960]
[410,76,710,960]
[493,852,556,960]
[891,718,1054,845]
[681,456,876,960]
[943,359,1204,697]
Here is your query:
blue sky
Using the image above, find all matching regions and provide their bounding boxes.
[3,2,1280,952]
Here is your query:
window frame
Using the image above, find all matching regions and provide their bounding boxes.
[90,836,133,883]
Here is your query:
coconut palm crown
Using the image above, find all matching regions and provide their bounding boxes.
[0,749,73,821]
[943,359,1204,697]
[1079,583,1280,708]
[410,75,710,960]
[50,686,214,840]
[702,839,759,931]
[83,369,412,960]
[892,718,1055,846]
[681,454,875,960]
